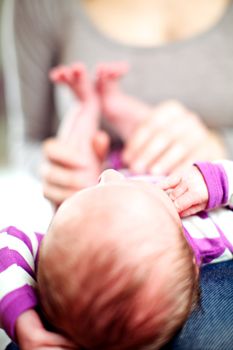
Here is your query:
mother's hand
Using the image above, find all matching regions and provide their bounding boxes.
[123,100,227,175]
[40,131,109,207]
[16,309,76,350]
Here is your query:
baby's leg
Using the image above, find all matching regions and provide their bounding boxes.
[96,62,151,139]
[50,64,101,184]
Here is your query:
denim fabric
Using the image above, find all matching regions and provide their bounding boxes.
[5,344,18,350]
[6,261,233,350]
[164,260,233,350]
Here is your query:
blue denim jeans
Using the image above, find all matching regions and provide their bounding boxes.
[6,260,233,350]
[164,260,233,350]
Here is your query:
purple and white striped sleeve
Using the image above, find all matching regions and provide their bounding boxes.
[0,226,43,341]
[195,160,233,210]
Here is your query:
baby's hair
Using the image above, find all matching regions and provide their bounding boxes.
[38,223,198,350]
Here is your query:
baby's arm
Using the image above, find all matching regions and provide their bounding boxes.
[0,226,39,340]
[159,160,233,217]
[0,227,74,349]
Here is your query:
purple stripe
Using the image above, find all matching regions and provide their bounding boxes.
[197,211,209,219]
[195,162,229,210]
[183,226,201,265]
[35,233,44,271]
[214,222,233,253]
[0,247,34,277]
[0,285,38,340]
[193,237,226,264]
[0,226,33,255]
[183,226,227,265]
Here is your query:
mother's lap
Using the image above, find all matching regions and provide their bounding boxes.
[6,260,233,350]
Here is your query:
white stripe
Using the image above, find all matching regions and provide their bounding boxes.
[210,208,233,248]
[0,232,34,269]
[25,230,39,259]
[183,214,220,239]
[0,264,36,300]
[0,330,11,350]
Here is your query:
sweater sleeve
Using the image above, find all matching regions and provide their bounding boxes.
[0,226,43,341]
[195,160,233,210]
[1,0,67,174]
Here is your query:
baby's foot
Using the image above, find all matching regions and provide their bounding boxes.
[95,62,151,139]
[50,63,98,103]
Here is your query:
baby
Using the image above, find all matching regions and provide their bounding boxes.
[1,160,233,350]
[37,169,196,350]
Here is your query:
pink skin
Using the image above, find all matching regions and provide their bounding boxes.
[15,309,76,350]
[95,62,151,140]
[49,63,101,185]
[50,63,96,101]
[159,165,209,217]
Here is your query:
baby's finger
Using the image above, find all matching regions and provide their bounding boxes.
[180,203,207,217]
[169,180,188,201]
[157,174,181,191]
[42,182,76,206]
[173,191,197,213]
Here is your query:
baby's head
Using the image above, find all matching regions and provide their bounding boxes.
[37,170,198,350]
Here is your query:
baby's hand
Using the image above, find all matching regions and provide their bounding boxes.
[15,309,76,350]
[159,165,209,217]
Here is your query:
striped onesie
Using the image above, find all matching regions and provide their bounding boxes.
[0,160,233,346]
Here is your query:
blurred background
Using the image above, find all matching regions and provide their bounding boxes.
[0,0,7,169]
[0,0,52,233]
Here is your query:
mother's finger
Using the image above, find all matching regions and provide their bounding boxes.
[42,182,77,206]
[43,138,85,168]
[129,133,172,173]
[149,142,188,175]
[40,162,87,190]
[148,129,201,175]
[124,101,188,164]
[127,120,192,174]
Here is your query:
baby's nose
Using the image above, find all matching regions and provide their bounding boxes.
[99,169,125,184]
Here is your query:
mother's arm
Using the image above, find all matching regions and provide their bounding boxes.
[1,0,66,173]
